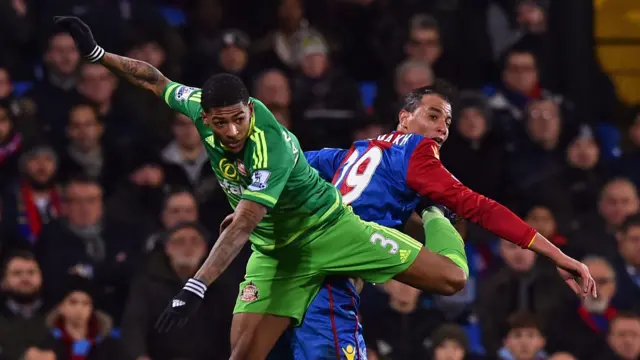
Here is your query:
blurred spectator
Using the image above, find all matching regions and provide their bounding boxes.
[77,63,137,153]
[527,124,607,230]
[253,69,292,128]
[352,120,388,142]
[0,144,61,252]
[603,312,640,360]
[487,0,548,60]
[497,312,547,360]
[402,14,456,85]
[121,222,236,360]
[216,30,251,83]
[57,103,125,196]
[26,31,81,138]
[0,68,12,100]
[252,0,310,75]
[524,206,569,251]
[0,250,49,360]
[546,256,619,359]
[375,59,433,126]
[36,176,144,323]
[619,110,640,190]
[0,0,36,79]
[477,239,566,354]
[612,214,640,311]
[0,100,23,193]
[119,34,176,147]
[36,274,122,359]
[160,112,229,237]
[442,91,505,201]
[428,323,483,360]
[144,189,198,253]
[506,97,566,195]
[291,32,363,149]
[361,280,443,359]
[572,178,639,260]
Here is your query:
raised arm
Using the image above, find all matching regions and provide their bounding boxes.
[194,200,266,285]
[53,16,169,97]
[100,53,169,97]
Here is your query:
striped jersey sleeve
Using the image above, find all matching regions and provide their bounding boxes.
[163,82,203,121]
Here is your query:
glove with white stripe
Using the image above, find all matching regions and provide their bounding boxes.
[155,278,207,333]
[53,16,105,62]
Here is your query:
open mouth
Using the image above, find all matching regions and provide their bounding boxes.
[432,137,444,145]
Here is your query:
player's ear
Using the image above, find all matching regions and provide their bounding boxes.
[398,109,411,131]
[200,110,209,126]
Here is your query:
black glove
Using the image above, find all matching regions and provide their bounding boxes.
[53,16,104,62]
[155,278,207,333]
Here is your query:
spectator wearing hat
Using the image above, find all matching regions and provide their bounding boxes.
[0,100,23,193]
[35,176,145,323]
[0,143,61,253]
[619,108,640,191]
[441,90,506,202]
[185,28,253,87]
[0,250,50,360]
[291,32,364,150]
[28,274,123,360]
[121,221,238,360]
[525,124,608,230]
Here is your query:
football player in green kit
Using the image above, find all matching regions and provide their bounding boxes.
[54,16,596,360]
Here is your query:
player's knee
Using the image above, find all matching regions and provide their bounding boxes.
[443,267,467,295]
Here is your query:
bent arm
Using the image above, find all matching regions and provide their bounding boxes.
[100,52,169,97]
[193,200,267,286]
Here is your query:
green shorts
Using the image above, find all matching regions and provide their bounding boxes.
[233,207,422,325]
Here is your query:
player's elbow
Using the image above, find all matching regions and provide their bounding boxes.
[441,267,467,295]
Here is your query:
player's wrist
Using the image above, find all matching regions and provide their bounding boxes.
[183,278,207,299]
[85,44,104,62]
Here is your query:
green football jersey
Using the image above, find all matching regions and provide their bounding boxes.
[163,82,345,251]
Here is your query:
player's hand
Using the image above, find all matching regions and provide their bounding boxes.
[53,16,104,62]
[556,261,597,299]
[155,278,207,333]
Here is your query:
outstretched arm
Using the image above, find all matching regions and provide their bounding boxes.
[193,200,266,285]
[100,53,169,97]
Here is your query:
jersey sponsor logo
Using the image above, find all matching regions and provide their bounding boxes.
[239,282,259,302]
[175,86,197,102]
[205,135,215,148]
[342,345,356,360]
[219,178,244,195]
[248,170,270,191]
[219,158,240,181]
[236,160,247,176]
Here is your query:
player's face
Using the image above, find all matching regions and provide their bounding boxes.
[398,94,451,147]
[202,102,254,153]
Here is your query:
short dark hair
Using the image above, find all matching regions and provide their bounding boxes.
[621,213,640,234]
[69,101,102,124]
[401,79,456,113]
[2,249,38,279]
[499,44,537,72]
[162,187,195,210]
[506,312,542,334]
[64,174,101,194]
[201,73,250,110]
[610,311,640,330]
[409,14,439,34]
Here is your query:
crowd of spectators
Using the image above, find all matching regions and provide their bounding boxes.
[0,0,639,360]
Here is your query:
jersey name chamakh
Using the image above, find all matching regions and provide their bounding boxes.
[305,131,536,248]
[163,82,344,251]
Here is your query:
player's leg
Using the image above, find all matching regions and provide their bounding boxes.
[308,208,466,296]
[270,276,366,360]
[230,312,291,360]
[232,249,324,360]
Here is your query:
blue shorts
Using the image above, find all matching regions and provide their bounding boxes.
[269,276,367,360]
